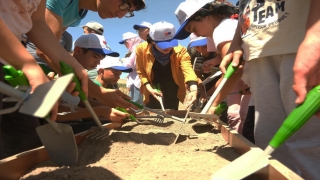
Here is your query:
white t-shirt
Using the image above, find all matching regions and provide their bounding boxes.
[0,0,41,65]
[238,0,309,61]
[213,18,238,52]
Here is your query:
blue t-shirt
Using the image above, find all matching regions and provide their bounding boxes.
[46,0,87,27]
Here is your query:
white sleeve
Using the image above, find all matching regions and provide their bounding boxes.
[213,19,238,50]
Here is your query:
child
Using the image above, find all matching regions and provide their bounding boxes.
[0,0,86,159]
[222,1,320,179]
[94,57,133,89]
[58,34,131,126]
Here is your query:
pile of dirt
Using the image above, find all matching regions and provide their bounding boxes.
[21,118,240,180]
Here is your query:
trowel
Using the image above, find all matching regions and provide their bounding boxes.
[189,61,241,124]
[212,85,320,179]
[1,65,78,166]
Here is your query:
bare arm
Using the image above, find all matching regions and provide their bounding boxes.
[57,106,129,122]
[0,18,58,120]
[27,0,88,96]
[293,0,320,106]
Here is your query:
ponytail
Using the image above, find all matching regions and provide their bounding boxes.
[146,34,153,44]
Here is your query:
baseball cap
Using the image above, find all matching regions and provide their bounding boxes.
[149,21,178,49]
[174,0,212,40]
[74,34,119,57]
[133,21,152,30]
[97,57,133,73]
[189,33,207,48]
[119,32,139,44]
[80,21,104,34]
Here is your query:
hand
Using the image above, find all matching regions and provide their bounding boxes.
[184,90,197,108]
[147,84,163,102]
[49,73,79,97]
[202,56,222,73]
[100,88,139,110]
[100,107,130,122]
[219,50,244,74]
[22,63,58,120]
[293,35,320,104]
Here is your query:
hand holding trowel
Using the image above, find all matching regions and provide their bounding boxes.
[153,83,165,111]
[189,60,242,125]
[60,61,109,140]
[212,85,320,180]
[1,65,78,166]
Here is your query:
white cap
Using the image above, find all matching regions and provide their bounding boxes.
[80,21,104,34]
[97,57,132,73]
[74,34,119,57]
[133,21,152,30]
[149,21,178,49]
[189,33,207,48]
[119,32,139,44]
[174,0,212,40]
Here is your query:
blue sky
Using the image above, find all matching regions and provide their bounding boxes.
[67,0,238,78]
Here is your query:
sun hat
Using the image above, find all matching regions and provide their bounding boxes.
[149,21,178,49]
[96,57,133,73]
[189,33,207,48]
[133,21,152,30]
[119,32,139,44]
[80,21,104,34]
[74,34,119,57]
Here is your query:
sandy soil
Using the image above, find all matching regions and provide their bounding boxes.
[20,117,240,180]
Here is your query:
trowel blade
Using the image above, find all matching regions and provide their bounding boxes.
[36,123,78,166]
[211,148,269,180]
[19,74,74,118]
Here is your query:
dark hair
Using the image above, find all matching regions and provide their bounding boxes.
[190,1,239,21]
[146,34,153,44]
[81,48,90,54]
[132,0,146,11]
[86,27,103,35]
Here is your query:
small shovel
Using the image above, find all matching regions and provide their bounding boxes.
[212,85,320,179]
[189,60,241,123]
[2,65,77,166]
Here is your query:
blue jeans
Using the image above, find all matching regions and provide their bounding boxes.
[129,85,143,105]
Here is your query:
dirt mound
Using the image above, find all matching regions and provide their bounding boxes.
[21,118,239,180]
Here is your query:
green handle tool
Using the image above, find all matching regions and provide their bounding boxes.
[268,85,320,151]
[59,61,104,130]
[59,61,87,101]
[214,101,227,115]
[3,66,29,87]
[115,107,136,121]
[3,65,60,132]
[201,58,243,113]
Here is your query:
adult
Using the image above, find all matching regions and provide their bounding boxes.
[136,21,198,110]
[120,32,143,104]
